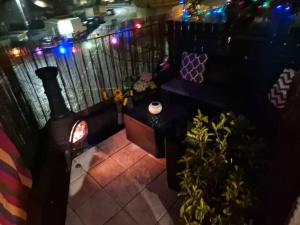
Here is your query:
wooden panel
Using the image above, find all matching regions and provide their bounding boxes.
[124,114,158,156]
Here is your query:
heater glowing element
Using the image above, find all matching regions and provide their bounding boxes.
[69,120,88,145]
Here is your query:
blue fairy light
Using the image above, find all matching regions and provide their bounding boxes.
[59,46,66,54]
[217,8,223,13]
[273,4,292,15]
[182,9,190,21]
[115,28,122,38]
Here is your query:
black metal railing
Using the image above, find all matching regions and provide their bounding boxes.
[6,21,167,127]
[0,49,39,165]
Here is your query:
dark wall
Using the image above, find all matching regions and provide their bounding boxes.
[0,0,29,29]
[167,20,300,67]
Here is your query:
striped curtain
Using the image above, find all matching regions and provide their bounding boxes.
[0,129,32,225]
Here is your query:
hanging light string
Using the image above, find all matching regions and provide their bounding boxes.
[12,21,148,57]
[181,0,293,21]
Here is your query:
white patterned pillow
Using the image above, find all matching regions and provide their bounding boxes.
[180,52,208,84]
[268,69,295,109]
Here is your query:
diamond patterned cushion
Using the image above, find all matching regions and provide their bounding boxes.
[180,52,208,84]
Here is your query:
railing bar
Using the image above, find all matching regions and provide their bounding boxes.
[140,32,145,72]
[93,39,106,92]
[42,51,49,67]
[23,49,49,122]
[100,37,114,95]
[30,50,40,69]
[121,32,129,82]
[63,53,81,112]
[107,34,119,89]
[71,50,89,109]
[3,60,41,126]
[128,30,136,77]
[8,58,47,123]
[133,30,140,75]
[1,72,31,126]
[20,54,48,120]
[52,52,75,112]
[116,45,124,90]
[79,44,95,105]
[88,48,102,99]
[150,24,155,73]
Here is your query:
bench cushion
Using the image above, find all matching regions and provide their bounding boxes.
[161,78,241,109]
[180,52,208,84]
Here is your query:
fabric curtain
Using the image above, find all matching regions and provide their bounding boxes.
[0,129,32,225]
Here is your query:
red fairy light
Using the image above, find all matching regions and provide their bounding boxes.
[72,47,77,53]
[135,23,142,29]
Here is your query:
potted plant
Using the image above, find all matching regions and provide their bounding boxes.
[178,111,268,225]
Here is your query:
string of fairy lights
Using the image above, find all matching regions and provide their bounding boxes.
[9,22,143,58]
[179,0,294,21]
[9,1,296,58]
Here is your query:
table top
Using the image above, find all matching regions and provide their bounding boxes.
[125,97,187,130]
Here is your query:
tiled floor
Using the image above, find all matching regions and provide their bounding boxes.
[66,129,182,225]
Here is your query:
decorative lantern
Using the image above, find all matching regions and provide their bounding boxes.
[148,101,162,115]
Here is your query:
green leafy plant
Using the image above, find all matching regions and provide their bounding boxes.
[178,111,267,225]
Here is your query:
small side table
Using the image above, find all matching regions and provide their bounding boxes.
[124,98,187,157]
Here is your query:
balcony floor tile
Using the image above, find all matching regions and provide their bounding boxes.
[69,129,179,225]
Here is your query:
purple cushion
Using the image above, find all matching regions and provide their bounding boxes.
[180,52,208,84]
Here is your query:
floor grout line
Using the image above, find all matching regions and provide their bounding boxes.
[105,165,167,214]
[68,130,176,225]
[99,153,166,208]
[80,141,132,172]
[72,142,132,177]
[71,205,88,225]
[91,155,146,191]
[72,187,123,225]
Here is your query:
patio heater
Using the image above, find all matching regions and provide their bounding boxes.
[35,67,88,169]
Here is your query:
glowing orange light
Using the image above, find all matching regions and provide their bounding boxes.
[11,48,21,57]
[69,120,88,144]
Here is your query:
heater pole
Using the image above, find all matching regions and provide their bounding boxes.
[35,67,87,171]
